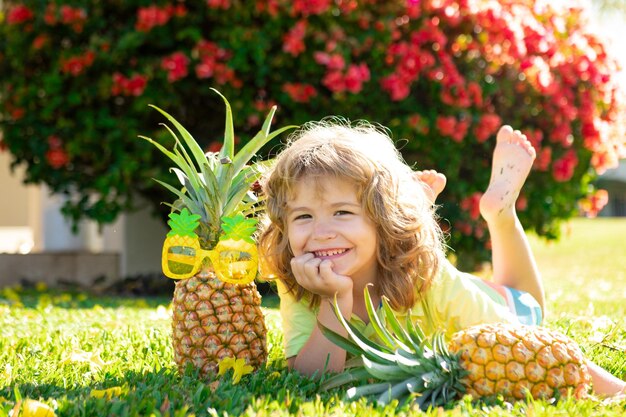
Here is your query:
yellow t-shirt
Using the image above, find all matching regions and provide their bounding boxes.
[277,259,521,359]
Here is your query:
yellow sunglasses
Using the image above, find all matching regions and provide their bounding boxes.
[162,235,258,285]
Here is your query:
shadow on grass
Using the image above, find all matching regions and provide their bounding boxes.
[7,281,279,310]
[5,363,322,416]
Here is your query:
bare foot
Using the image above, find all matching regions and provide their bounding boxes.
[414,170,447,204]
[479,125,535,223]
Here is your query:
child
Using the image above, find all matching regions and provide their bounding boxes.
[258,118,626,397]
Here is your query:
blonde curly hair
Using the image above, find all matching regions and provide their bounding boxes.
[258,117,446,311]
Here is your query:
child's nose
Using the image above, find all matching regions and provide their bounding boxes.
[312,220,336,240]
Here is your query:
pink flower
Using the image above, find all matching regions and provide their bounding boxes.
[161,52,189,82]
[7,5,34,25]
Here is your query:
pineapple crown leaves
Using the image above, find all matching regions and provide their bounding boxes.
[166,208,201,238]
[220,214,258,244]
[318,286,467,409]
[139,88,297,235]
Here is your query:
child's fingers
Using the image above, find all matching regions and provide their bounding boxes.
[302,257,322,280]
[319,260,352,295]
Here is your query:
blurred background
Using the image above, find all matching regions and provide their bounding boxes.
[1,0,625,289]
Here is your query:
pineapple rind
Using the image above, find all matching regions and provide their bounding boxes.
[320,288,592,409]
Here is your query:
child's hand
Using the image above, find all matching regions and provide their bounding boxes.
[290,253,353,300]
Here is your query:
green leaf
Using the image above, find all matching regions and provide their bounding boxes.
[166,208,200,237]
[363,286,397,350]
[380,297,419,351]
[220,214,258,243]
[329,296,397,364]
[319,367,371,391]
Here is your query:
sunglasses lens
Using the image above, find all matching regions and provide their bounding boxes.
[166,246,196,275]
[214,248,257,284]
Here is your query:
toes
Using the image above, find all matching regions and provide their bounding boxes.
[497,125,514,142]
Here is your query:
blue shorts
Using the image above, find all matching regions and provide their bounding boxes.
[479,279,543,326]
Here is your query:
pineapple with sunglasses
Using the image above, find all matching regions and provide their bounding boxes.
[142,89,295,377]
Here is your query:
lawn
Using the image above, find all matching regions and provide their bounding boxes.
[1,218,625,416]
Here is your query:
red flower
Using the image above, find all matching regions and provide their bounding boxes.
[314,52,345,70]
[207,0,231,9]
[467,82,483,107]
[283,20,307,57]
[60,5,87,33]
[474,113,501,143]
[10,108,25,120]
[579,189,609,218]
[46,135,69,168]
[381,73,411,101]
[7,5,34,25]
[535,147,552,172]
[32,35,49,50]
[256,0,280,17]
[436,115,457,137]
[46,149,69,169]
[460,192,482,220]
[112,73,148,97]
[322,70,345,93]
[437,114,471,142]
[552,150,578,182]
[60,51,96,76]
[161,52,189,82]
[293,0,331,16]
[136,5,171,32]
[516,193,528,211]
[48,135,63,149]
[344,63,370,93]
[282,83,317,103]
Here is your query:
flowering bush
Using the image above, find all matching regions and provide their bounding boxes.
[1,0,624,267]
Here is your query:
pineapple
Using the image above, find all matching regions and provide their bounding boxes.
[320,288,592,409]
[141,89,295,377]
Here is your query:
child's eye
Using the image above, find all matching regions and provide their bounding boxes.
[293,214,311,221]
[335,210,353,216]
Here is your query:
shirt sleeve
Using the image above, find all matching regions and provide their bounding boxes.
[428,259,518,338]
[276,280,317,359]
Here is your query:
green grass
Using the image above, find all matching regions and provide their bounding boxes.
[1,218,625,416]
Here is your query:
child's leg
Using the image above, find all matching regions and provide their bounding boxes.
[479,125,545,314]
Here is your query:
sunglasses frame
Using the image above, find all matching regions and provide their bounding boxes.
[161,235,258,284]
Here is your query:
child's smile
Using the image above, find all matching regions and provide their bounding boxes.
[286,175,379,286]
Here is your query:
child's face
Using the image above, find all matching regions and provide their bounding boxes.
[286,175,379,285]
